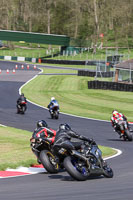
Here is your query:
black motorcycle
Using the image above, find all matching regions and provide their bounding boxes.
[49,105,59,119]
[59,140,114,181]
[17,101,27,114]
[30,137,59,173]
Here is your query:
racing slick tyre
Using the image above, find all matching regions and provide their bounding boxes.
[63,156,89,181]
[125,129,133,141]
[103,165,114,178]
[55,111,59,119]
[39,150,59,173]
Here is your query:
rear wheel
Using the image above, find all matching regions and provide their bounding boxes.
[39,150,59,173]
[63,156,89,181]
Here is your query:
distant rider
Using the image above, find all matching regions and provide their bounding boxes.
[16,93,27,113]
[47,97,59,114]
[30,120,56,163]
[111,110,131,137]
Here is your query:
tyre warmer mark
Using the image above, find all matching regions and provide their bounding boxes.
[0,164,46,178]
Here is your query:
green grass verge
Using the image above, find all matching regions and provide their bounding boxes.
[0,125,116,171]
[0,126,36,171]
[42,68,78,74]
[22,71,133,122]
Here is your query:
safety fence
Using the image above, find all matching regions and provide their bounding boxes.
[88,80,133,92]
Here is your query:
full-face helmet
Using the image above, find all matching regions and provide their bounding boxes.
[59,123,71,131]
[37,120,48,128]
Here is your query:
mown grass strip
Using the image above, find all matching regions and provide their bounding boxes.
[0,126,36,170]
[22,72,133,122]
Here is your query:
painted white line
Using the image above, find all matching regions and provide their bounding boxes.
[0,124,7,127]
[104,148,122,160]
[6,166,46,174]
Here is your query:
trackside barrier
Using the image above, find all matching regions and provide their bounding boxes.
[40,59,107,66]
[88,80,133,92]
[78,70,114,78]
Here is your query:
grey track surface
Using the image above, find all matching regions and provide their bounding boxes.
[0,60,133,200]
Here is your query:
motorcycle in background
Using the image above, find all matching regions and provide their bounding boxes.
[116,119,133,141]
[17,101,27,114]
[49,105,59,119]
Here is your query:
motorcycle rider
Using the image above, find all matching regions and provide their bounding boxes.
[47,97,59,114]
[16,93,27,113]
[30,120,56,163]
[111,110,131,137]
[52,123,95,156]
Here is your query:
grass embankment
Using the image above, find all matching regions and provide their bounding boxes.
[0,125,116,171]
[22,68,133,122]
[0,126,36,171]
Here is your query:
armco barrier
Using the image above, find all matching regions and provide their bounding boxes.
[78,70,114,78]
[88,80,133,92]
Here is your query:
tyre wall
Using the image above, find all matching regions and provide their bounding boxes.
[88,80,133,92]
[78,70,114,78]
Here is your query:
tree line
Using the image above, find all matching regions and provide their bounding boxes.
[0,0,133,47]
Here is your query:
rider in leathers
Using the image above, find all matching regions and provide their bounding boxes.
[53,123,94,155]
[47,97,59,114]
[16,93,27,113]
[31,120,56,163]
[111,110,131,137]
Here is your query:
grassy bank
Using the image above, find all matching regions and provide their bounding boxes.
[0,125,116,171]
[0,126,36,171]
[22,69,133,122]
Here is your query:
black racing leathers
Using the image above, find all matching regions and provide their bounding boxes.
[53,129,91,154]
[17,95,27,104]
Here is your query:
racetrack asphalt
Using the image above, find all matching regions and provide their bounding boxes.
[0,60,133,200]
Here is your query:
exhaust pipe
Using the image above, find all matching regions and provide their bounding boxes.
[71,150,88,162]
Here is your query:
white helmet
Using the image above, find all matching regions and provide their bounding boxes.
[51,97,55,101]
[112,110,119,117]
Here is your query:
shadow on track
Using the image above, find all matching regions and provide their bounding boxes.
[107,138,130,142]
[48,174,104,182]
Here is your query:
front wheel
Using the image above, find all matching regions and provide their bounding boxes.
[55,111,59,119]
[63,156,89,181]
[103,165,114,178]
[125,129,133,141]
[22,105,26,114]
[39,150,59,173]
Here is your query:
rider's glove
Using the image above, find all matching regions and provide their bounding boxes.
[78,135,88,141]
